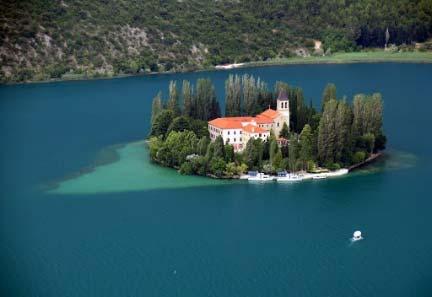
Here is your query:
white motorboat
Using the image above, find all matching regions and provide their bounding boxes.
[312,174,327,180]
[248,172,274,182]
[276,174,303,182]
[352,230,363,241]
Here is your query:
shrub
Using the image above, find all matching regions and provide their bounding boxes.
[210,157,226,177]
[352,151,366,164]
[179,162,193,175]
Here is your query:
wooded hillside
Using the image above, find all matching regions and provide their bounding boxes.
[1,0,431,82]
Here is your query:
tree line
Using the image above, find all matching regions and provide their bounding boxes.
[148,76,386,178]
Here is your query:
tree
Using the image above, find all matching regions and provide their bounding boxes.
[321,83,337,111]
[163,130,199,167]
[225,74,242,116]
[352,93,384,140]
[367,93,383,137]
[385,27,390,48]
[299,124,313,169]
[269,138,280,167]
[210,157,226,177]
[225,162,237,177]
[148,136,163,161]
[317,99,338,164]
[288,134,299,172]
[334,100,353,164]
[242,74,258,115]
[197,136,210,156]
[195,78,219,120]
[182,80,193,117]
[189,118,209,138]
[150,110,174,137]
[150,92,163,125]
[273,151,283,170]
[167,80,180,116]
[225,144,234,162]
[294,88,307,132]
[358,133,375,154]
[213,135,226,159]
[374,133,387,152]
[352,151,366,164]
[190,156,208,176]
[279,122,289,139]
[179,162,193,175]
[244,138,264,170]
[167,116,191,135]
[209,96,221,120]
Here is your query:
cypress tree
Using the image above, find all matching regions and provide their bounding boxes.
[195,78,213,120]
[288,134,299,172]
[182,80,193,117]
[213,135,226,159]
[167,80,180,116]
[295,88,307,133]
[334,100,353,164]
[197,136,210,156]
[209,97,221,120]
[269,138,279,166]
[321,83,337,111]
[279,122,289,138]
[317,99,338,164]
[242,74,258,115]
[151,91,163,125]
[299,124,313,169]
[225,75,235,116]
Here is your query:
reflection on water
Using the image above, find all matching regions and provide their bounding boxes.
[48,142,416,195]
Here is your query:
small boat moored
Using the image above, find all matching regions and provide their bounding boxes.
[276,171,303,182]
[248,172,274,182]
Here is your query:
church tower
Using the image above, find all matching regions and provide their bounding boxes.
[276,90,290,134]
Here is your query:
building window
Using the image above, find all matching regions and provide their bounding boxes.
[234,138,236,142]
[277,122,280,127]
[240,138,242,142]
[234,131,236,135]
[259,133,262,137]
[240,131,242,134]
[228,131,230,135]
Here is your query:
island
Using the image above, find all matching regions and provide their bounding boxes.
[147,75,386,180]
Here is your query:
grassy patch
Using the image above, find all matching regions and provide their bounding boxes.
[245,51,432,67]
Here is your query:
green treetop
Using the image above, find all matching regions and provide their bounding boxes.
[321,83,337,111]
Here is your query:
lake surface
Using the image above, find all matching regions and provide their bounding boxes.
[1,63,431,297]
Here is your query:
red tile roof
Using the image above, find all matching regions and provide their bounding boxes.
[209,109,280,130]
[259,108,279,120]
[208,117,254,129]
[242,124,268,134]
[255,114,274,124]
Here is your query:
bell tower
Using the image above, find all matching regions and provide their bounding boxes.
[276,90,290,132]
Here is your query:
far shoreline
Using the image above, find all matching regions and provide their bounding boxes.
[2,51,432,86]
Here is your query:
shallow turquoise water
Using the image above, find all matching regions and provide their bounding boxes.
[1,64,432,296]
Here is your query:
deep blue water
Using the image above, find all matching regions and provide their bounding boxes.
[1,63,432,296]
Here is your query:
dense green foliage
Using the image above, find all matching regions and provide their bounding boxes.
[225,74,272,116]
[148,75,386,178]
[1,0,431,82]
